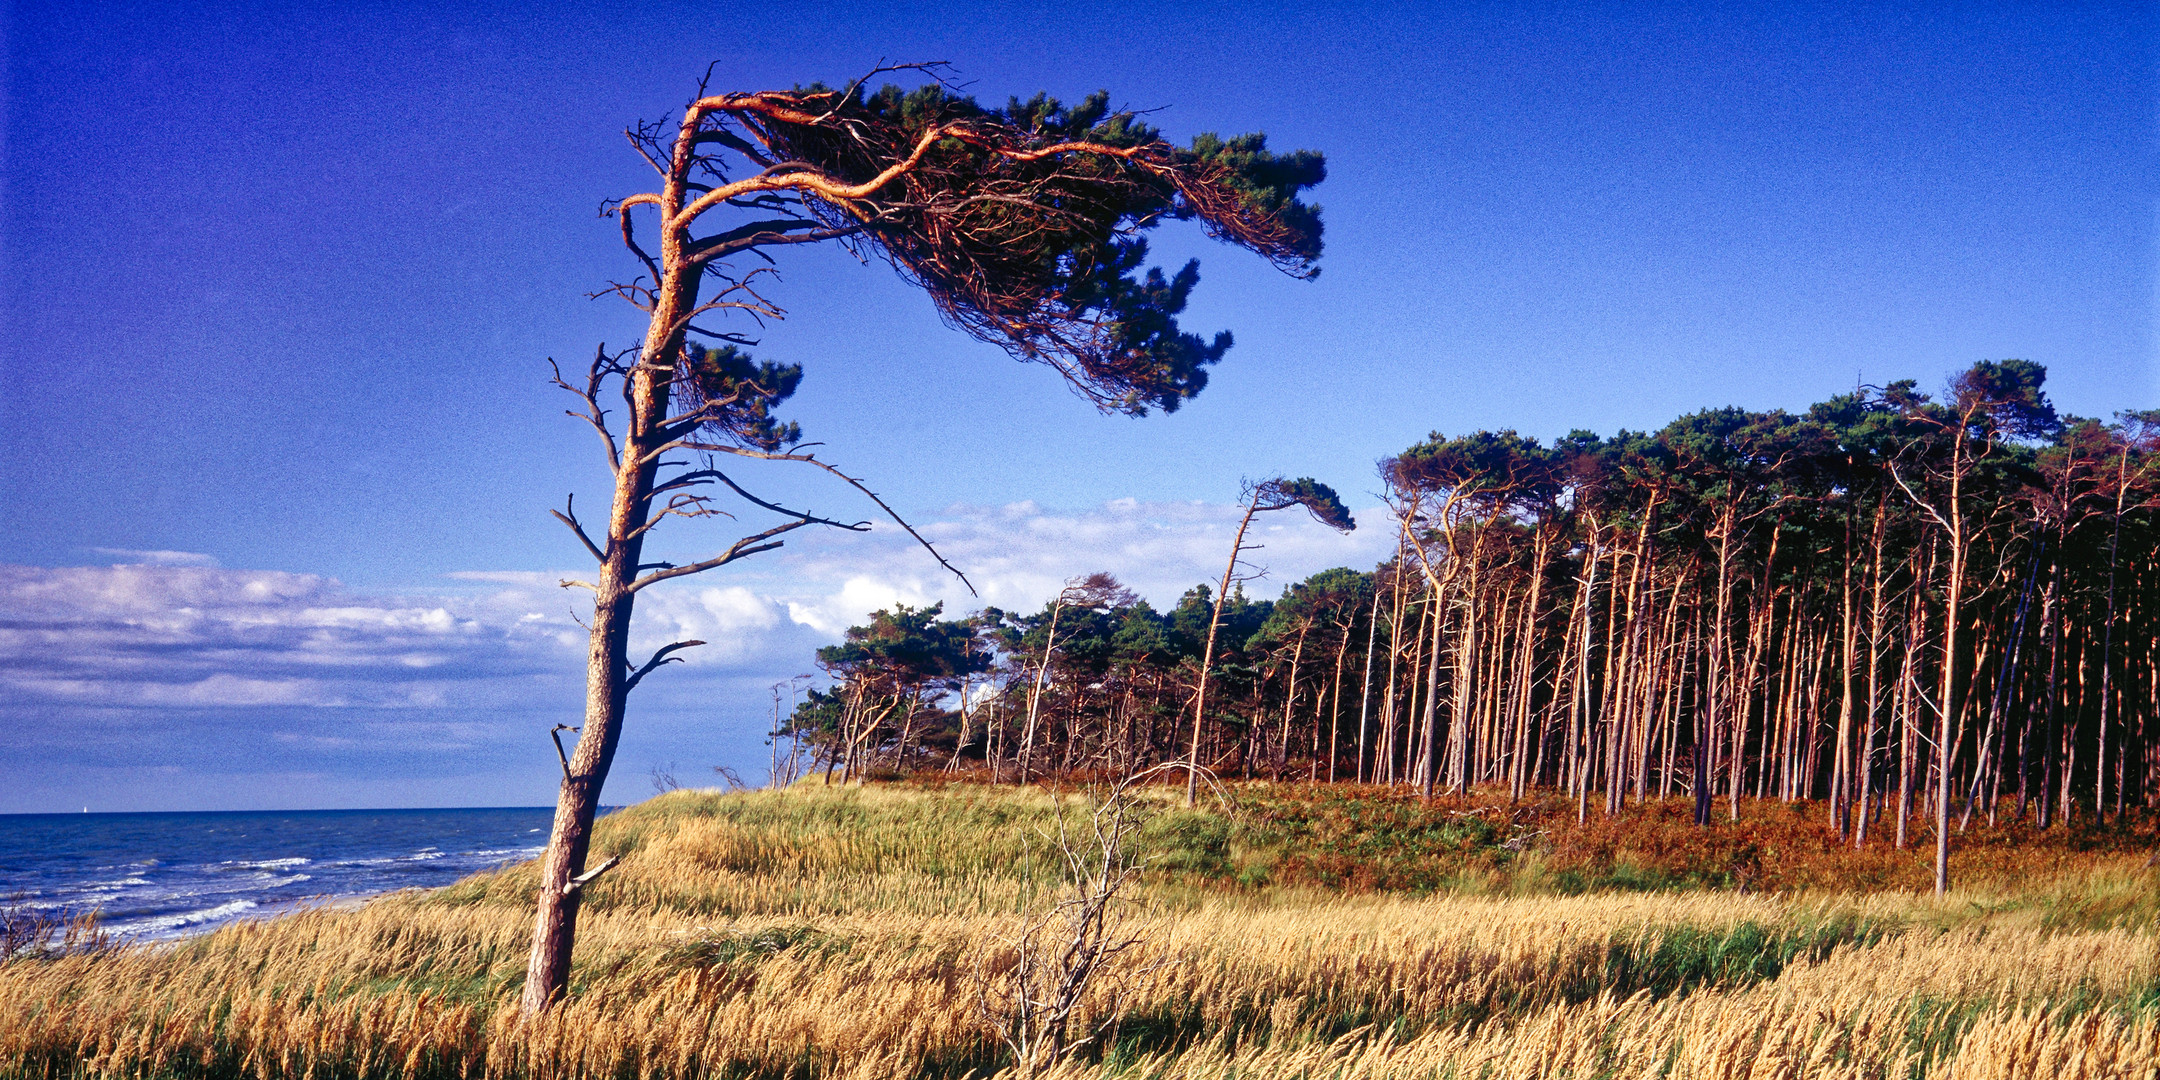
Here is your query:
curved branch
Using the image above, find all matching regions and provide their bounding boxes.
[628,520,809,593]
[670,123,954,229]
[618,210,662,285]
[548,351,622,474]
[550,493,608,564]
[655,468,871,531]
[686,224,863,269]
[620,492,736,545]
[684,323,760,345]
[688,127,773,167]
[685,217,827,258]
[623,639,706,694]
[658,443,974,596]
[1886,460,1957,534]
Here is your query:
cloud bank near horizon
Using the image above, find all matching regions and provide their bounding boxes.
[2,499,1393,812]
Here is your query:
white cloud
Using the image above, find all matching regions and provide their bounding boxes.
[748,497,1394,627]
[3,497,1401,810]
[784,575,938,635]
[4,498,1393,716]
[442,570,556,586]
[87,548,221,567]
[0,564,574,712]
[626,584,800,664]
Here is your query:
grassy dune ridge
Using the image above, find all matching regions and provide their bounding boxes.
[2,781,2156,1079]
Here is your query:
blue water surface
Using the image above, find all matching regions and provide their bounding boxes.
[0,807,563,940]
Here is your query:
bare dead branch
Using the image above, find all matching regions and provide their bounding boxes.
[618,211,663,286]
[549,724,579,782]
[974,767,1192,1073]
[622,125,669,177]
[685,217,834,258]
[560,854,620,897]
[623,639,707,694]
[547,349,623,474]
[1887,460,1958,534]
[658,468,872,531]
[551,494,609,564]
[683,323,760,345]
[669,444,975,597]
[626,519,809,593]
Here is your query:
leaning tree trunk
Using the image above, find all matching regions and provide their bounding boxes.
[522,138,698,1011]
[1187,502,1261,805]
[521,360,668,1012]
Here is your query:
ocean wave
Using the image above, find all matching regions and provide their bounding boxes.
[222,872,314,892]
[96,873,318,908]
[109,899,261,937]
[317,850,451,869]
[16,806,561,941]
[233,857,312,870]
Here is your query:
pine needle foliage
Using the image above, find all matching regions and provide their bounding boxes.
[668,77,1325,416]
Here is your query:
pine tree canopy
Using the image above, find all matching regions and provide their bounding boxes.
[631,76,1326,418]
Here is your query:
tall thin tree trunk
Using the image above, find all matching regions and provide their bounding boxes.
[1275,625,1308,780]
[1933,432,1967,896]
[1188,503,1261,805]
[1327,617,1351,783]
[1357,578,1386,783]
[1419,584,1447,799]
[1834,507,1858,832]
[1699,512,1735,827]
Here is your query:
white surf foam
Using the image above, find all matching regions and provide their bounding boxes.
[110,899,261,938]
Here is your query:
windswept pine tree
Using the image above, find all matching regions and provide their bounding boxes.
[525,67,1326,1010]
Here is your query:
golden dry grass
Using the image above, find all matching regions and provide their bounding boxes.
[2,782,2155,1079]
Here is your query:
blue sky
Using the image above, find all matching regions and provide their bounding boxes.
[2,1,2153,811]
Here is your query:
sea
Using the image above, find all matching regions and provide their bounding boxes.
[0,807,567,941]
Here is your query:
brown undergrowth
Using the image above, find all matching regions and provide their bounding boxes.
[2,781,2155,1079]
[1173,781,2159,904]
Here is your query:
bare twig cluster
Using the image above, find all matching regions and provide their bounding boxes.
[976,768,1182,1074]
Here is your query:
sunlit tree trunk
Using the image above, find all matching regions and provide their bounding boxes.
[1357,578,1386,783]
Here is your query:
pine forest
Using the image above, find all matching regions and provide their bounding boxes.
[783,362,2159,843]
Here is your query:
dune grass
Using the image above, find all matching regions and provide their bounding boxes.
[2,780,2155,1079]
